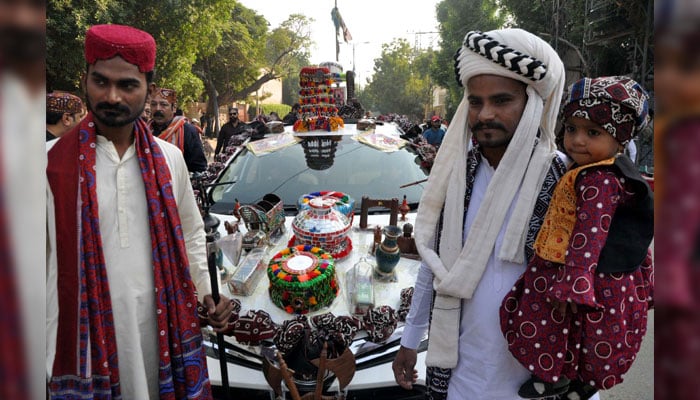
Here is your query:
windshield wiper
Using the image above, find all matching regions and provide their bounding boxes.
[205,180,237,189]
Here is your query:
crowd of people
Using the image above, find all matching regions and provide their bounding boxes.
[39,20,658,400]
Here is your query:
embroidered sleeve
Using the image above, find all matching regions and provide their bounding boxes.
[549,169,632,307]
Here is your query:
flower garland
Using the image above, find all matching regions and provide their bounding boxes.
[293,115,344,133]
[294,65,344,133]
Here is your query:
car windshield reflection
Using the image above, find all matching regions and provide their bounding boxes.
[209,131,428,215]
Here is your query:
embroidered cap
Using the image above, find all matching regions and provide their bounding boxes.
[562,76,650,145]
[47,92,83,115]
[85,24,156,72]
[154,87,177,104]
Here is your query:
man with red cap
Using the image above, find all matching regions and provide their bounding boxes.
[149,87,208,172]
[422,115,446,146]
[46,24,233,399]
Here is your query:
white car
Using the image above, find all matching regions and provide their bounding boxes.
[202,122,430,399]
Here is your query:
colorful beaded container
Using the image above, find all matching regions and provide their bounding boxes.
[297,191,355,220]
[292,196,352,259]
[267,245,339,314]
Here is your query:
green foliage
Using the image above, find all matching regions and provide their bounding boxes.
[430,0,652,117]
[48,0,312,113]
[193,3,268,108]
[195,12,313,111]
[281,50,312,106]
[47,0,236,100]
[248,104,292,120]
[362,39,432,121]
[499,0,653,84]
[431,0,504,118]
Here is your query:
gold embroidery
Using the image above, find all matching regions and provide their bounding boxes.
[534,157,616,263]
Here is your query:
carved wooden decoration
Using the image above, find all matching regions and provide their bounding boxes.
[359,196,399,229]
[309,345,356,393]
[263,342,356,400]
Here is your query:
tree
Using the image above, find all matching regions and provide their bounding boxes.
[282,52,312,106]
[193,12,313,123]
[192,3,267,131]
[498,0,653,85]
[431,0,505,118]
[363,39,431,121]
[47,0,236,97]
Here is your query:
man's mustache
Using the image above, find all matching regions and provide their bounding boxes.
[95,102,130,114]
[153,111,165,118]
[472,122,507,132]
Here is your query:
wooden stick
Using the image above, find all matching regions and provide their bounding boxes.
[277,351,301,400]
[399,178,428,188]
[314,342,328,400]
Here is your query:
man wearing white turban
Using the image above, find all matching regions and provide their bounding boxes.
[392,29,601,399]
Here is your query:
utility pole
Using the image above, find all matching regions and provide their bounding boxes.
[352,41,370,74]
[408,31,438,50]
[334,0,339,62]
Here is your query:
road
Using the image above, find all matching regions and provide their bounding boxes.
[602,310,654,399]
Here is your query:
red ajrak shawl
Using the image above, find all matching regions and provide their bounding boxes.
[0,140,29,399]
[47,114,212,399]
[151,115,186,151]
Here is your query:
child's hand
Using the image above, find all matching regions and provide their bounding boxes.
[552,299,578,316]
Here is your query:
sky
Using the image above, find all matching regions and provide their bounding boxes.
[238,0,442,85]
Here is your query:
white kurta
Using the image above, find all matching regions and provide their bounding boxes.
[2,73,46,400]
[46,134,212,399]
[401,157,600,400]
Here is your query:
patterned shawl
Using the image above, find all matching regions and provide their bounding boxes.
[151,115,186,151]
[47,114,211,399]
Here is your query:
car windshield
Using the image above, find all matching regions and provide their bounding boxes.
[209,128,428,215]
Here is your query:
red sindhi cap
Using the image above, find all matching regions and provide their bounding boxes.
[85,24,156,72]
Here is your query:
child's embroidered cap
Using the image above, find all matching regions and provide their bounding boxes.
[562,76,650,145]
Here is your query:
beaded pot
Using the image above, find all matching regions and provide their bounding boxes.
[292,196,352,258]
[267,245,338,314]
[297,190,355,220]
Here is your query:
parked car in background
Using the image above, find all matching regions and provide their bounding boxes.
[202,121,431,399]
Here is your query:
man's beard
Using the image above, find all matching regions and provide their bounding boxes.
[86,95,145,128]
[471,121,513,148]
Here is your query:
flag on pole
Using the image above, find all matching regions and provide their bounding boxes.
[331,6,353,43]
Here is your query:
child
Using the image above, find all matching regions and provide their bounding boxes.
[500,76,654,399]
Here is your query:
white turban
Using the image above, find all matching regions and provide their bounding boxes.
[413,28,566,368]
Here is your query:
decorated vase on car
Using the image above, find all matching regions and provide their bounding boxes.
[374,225,402,279]
[297,190,355,221]
[292,196,352,259]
